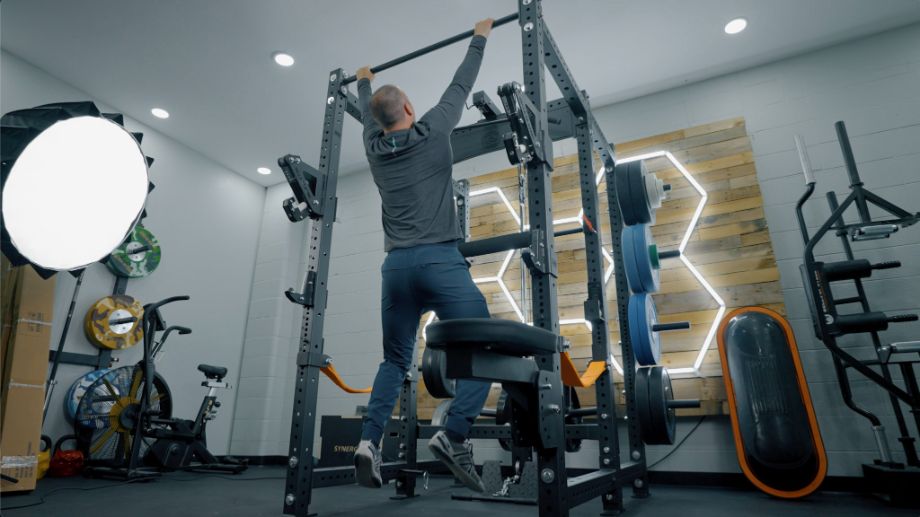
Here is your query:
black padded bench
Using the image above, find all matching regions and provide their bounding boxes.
[426,318,564,384]
[426,318,568,450]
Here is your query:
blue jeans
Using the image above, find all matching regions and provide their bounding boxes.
[361,242,492,444]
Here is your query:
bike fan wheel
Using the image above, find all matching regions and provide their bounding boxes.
[74,365,173,466]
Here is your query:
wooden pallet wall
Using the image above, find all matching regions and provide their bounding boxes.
[415,117,785,418]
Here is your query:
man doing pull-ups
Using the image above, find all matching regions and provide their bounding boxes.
[352,18,495,493]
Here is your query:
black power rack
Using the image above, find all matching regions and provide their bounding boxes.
[276,2,649,515]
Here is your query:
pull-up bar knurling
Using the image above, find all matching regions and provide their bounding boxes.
[342,12,520,85]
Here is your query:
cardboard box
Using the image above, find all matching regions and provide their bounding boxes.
[0,263,55,493]
[0,386,44,489]
[1,255,16,383]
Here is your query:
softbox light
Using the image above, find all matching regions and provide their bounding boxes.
[1,102,152,277]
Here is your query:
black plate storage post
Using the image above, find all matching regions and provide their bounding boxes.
[573,121,624,511]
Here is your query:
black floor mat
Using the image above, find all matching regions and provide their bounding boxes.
[2,466,911,516]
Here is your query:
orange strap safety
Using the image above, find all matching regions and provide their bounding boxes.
[320,362,372,394]
[560,352,607,388]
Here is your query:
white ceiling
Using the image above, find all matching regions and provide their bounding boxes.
[3,0,920,186]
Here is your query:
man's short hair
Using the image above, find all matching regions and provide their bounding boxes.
[370,85,407,129]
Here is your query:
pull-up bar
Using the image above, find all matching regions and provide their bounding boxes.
[342,12,519,85]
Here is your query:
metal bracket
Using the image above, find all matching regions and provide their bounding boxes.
[453,179,471,240]
[498,82,548,167]
[286,271,317,307]
[296,350,331,368]
[521,229,549,274]
[279,154,325,222]
[583,297,603,325]
[503,131,532,166]
[472,91,503,121]
[556,336,570,353]
[537,370,564,449]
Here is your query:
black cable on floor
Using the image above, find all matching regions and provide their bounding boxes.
[647,415,706,470]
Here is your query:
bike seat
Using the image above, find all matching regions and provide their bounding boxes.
[198,364,228,380]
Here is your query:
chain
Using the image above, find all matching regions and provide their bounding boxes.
[492,471,521,497]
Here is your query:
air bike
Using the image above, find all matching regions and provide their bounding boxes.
[76,296,247,479]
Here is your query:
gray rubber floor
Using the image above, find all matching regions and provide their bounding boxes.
[2,466,910,516]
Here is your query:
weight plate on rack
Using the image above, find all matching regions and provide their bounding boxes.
[105,225,161,278]
[628,160,654,225]
[636,366,654,443]
[645,366,676,445]
[421,347,455,399]
[615,162,640,226]
[84,295,144,350]
[628,293,660,366]
[623,224,660,293]
[616,161,663,226]
[64,368,111,424]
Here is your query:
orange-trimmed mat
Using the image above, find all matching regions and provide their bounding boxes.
[718,306,827,498]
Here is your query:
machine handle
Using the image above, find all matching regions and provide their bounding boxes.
[794,134,815,185]
[872,261,901,270]
[144,295,190,314]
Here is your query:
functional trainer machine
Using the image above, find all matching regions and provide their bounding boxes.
[277,2,697,515]
[795,121,920,504]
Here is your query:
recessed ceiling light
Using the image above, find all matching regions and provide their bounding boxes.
[257,167,272,175]
[724,18,748,35]
[273,52,295,67]
[151,108,170,119]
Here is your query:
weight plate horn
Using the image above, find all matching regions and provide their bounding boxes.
[628,293,690,365]
[84,295,144,350]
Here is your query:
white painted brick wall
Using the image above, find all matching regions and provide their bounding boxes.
[0,51,266,456]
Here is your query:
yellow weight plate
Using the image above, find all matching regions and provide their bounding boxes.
[84,295,144,350]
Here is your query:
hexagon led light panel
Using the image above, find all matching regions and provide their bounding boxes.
[425,153,723,380]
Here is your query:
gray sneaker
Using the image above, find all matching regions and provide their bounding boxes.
[428,430,485,493]
[354,440,382,488]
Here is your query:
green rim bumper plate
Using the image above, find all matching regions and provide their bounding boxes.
[106,225,161,278]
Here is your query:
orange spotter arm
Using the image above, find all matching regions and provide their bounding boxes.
[320,362,372,394]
